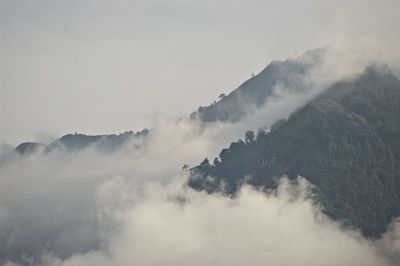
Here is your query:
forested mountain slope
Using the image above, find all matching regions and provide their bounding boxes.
[189,67,400,237]
[190,49,324,122]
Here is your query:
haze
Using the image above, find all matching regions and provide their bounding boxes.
[2,0,400,145]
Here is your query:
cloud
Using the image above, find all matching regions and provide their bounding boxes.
[0,57,335,263]
[12,177,398,266]
[0,116,224,264]
[307,0,400,79]
[1,112,399,265]
[1,0,400,264]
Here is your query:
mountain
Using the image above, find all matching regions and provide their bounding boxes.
[190,48,325,122]
[189,67,400,238]
[15,49,324,154]
[15,129,149,154]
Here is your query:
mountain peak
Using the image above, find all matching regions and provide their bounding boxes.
[191,49,326,123]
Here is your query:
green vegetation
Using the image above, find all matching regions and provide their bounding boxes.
[189,67,400,238]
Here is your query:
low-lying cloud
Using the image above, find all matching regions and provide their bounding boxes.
[1,49,400,265]
[5,175,400,266]
[1,110,400,265]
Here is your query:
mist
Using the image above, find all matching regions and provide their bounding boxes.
[2,0,400,265]
[2,0,400,144]
[2,45,400,266]
[1,100,400,265]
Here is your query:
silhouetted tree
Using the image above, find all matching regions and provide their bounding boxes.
[218,93,226,99]
[245,130,255,144]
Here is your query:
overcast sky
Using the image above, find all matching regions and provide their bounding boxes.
[1,0,399,145]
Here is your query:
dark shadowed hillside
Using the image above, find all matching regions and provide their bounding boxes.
[189,67,400,237]
[190,49,325,122]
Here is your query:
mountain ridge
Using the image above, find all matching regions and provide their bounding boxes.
[190,48,325,122]
[15,49,324,154]
[15,129,149,154]
[189,66,400,237]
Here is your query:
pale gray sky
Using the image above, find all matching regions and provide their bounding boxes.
[1,0,399,145]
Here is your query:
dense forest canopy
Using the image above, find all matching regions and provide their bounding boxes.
[190,67,400,238]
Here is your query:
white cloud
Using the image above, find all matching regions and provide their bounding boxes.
[1,1,400,264]
[24,177,396,266]
[0,113,399,265]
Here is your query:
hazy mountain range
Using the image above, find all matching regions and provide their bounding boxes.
[13,51,400,239]
[7,49,400,265]
[16,49,325,154]
[16,129,149,154]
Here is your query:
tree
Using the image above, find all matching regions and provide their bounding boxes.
[200,158,211,167]
[218,93,226,99]
[245,130,255,144]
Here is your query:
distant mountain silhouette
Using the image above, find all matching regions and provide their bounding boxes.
[191,49,325,122]
[16,129,149,154]
[15,49,324,154]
